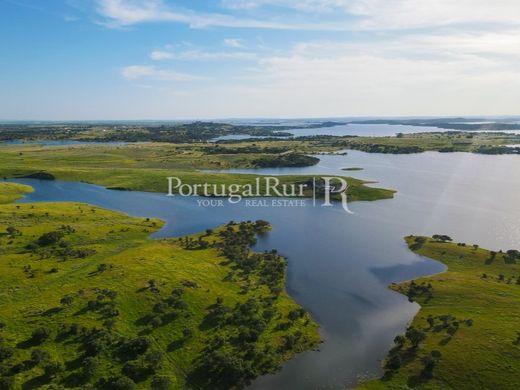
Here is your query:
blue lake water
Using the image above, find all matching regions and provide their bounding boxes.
[8,150,520,389]
[211,124,444,141]
[286,123,445,137]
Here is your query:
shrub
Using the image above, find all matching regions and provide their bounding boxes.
[37,230,64,246]
[31,327,51,344]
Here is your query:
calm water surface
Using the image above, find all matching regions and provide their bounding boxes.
[9,150,520,389]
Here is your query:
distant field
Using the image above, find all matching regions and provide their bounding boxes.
[0,183,319,389]
[359,236,520,390]
[0,143,395,202]
[336,131,520,154]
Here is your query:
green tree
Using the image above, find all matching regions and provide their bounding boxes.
[405,327,426,348]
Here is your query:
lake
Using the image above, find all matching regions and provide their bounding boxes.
[8,150,520,389]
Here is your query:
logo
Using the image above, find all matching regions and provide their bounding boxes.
[166,176,352,213]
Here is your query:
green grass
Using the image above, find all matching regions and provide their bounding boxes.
[359,236,520,390]
[0,191,319,389]
[0,143,395,202]
[337,132,520,154]
[0,182,33,204]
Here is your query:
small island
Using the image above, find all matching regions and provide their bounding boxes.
[341,167,364,171]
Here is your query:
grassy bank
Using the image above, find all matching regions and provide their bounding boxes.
[0,186,319,389]
[0,183,33,204]
[0,143,395,202]
[359,236,520,390]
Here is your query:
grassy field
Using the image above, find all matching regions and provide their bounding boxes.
[359,236,520,390]
[0,143,395,202]
[0,183,33,204]
[0,184,319,389]
[336,132,520,154]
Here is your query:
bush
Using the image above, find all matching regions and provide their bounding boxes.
[37,230,64,246]
[31,327,51,344]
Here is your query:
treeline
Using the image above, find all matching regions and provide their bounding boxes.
[349,118,520,131]
[204,145,290,154]
[251,154,319,168]
[179,221,314,389]
[0,121,347,144]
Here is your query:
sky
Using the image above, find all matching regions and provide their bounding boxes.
[1,0,520,120]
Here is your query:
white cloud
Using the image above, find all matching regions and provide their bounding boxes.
[95,0,293,29]
[121,29,520,117]
[108,1,520,117]
[95,0,520,32]
[149,48,257,61]
[121,65,204,81]
[223,38,244,48]
[150,50,173,60]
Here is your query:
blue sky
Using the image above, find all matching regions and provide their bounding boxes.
[1,0,520,120]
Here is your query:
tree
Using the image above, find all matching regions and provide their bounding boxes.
[182,328,194,339]
[431,350,442,359]
[0,376,14,390]
[405,327,426,348]
[145,350,164,371]
[150,317,162,329]
[31,327,51,344]
[60,295,74,307]
[43,361,64,378]
[31,349,51,364]
[432,234,452,243]
[427,315,435,329]
[393,335,406,348]
[421,355,436,378]
[6,226,20,238]
[111,376,136,390]
[151,376,173,390]
[37,230,64,246]
[0,345,14,361]
[385,354,402,370]
[122,337,150,357]
[82,357,98,379]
